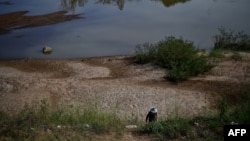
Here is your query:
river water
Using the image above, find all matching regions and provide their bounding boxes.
[0,0,250,59]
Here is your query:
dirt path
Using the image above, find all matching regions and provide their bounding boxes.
[0,55,250,121]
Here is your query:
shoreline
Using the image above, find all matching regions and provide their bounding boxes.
[0,55,133,60]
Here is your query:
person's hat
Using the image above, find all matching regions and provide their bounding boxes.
[150,107,158,113]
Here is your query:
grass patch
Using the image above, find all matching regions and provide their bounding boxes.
[0,100,125,140]
[138,118,191,140]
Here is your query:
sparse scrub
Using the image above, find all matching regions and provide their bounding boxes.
[214,27,250,51]
[135,42,157,64]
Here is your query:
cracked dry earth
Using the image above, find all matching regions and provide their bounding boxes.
[0,54,250,121]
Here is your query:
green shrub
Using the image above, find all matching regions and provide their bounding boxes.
[166,64,190,83]
[156,37,197,69]
[158,37,212,79]
[214,27,250,51]
[135,36,212,83]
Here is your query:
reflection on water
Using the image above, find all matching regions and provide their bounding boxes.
[158,0,190,7]
[0,0,190,34]
[61,0,88,12]
[61,0,190,11]
[60,0,127,11]
[0,0,250,59]
[96,0,125,10]
[0,10,82,35]
[0,1,13,5]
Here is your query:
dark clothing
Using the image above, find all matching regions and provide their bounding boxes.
[146,111,157,123]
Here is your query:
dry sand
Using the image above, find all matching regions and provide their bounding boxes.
[0,54,249,121]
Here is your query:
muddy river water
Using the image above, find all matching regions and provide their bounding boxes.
[0,0,250,59]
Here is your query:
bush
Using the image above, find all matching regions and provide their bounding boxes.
[156,37,197,68]
[214,27,250,51]
[135,36,213,83]
[166,64,190,83]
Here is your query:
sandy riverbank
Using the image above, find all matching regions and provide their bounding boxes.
[0,54,249,120]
